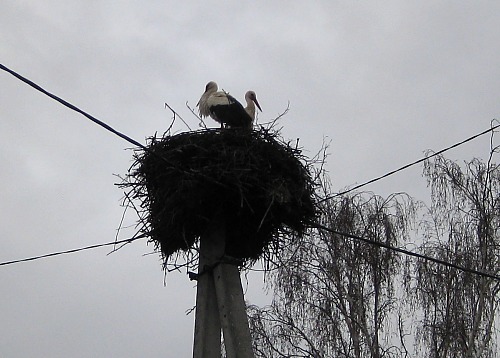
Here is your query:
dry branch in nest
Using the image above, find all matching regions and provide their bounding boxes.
[120,127,317,268]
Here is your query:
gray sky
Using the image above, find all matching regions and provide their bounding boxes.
[1,1,499,356]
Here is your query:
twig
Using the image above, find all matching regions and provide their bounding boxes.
[186,101,207,129]
[165,102,192,131]
[259,102,290,130]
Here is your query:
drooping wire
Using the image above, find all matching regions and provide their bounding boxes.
[2,221,498,282]
[0,63,148,151]
[3,62,498,201]
[0,63,205,178]
[1,63,499,281]
[0,234,148,267]
[320,121,500,202]
[310,222,500,281]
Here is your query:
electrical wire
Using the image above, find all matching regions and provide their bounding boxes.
[0,234,147,267]
[0,63,217,180]
[1,63,499,281]
[320,122,500,202]
[1,222,498,283]
[0,63,148,151]
[311,222,500,281]
[2,62,497,200]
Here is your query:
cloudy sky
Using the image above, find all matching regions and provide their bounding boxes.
[1,1,499,356]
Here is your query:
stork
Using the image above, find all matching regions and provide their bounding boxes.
[243,90,262,126]
[197,81,218,119]
[197,81,262,130]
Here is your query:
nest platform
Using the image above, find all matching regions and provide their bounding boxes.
[122,127,317,266]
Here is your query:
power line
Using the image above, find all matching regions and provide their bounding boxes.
[1,63,499,280]
[2,223,498,282]
[0,63,203,176]
[320,122,500,202]
[0,234,147,267]
[3,62,498,198]
[0,63,148,151]
[311,222,500,281]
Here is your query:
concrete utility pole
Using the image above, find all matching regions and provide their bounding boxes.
[193,218,254,358]
[193,223,223,358]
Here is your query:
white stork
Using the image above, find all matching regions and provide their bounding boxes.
[196,81,218,119]
[243,90,262,125]
[197,81,262,130]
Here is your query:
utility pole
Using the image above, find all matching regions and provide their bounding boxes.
[124,125,315,358]
[193,217,254,358]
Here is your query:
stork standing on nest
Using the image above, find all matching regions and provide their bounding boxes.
[243,90,261,125]
[197,81,262,130]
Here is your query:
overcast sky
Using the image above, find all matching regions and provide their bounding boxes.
[1,1,500,357]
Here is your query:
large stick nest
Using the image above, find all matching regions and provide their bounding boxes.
[121,127,317,266]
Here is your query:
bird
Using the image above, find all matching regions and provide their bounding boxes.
[197,81,262,130]
[243,90,262,126]
[196,81,218,119]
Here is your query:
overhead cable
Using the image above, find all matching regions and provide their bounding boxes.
[0,235,147,267]
[320,122,499,201]
[311,222,500,281]
[0,63,148,151]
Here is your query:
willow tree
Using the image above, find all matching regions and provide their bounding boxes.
[408,150,500,357]
[248,190,417,357]
[248,149,500,357]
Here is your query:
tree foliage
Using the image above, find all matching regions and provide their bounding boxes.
[249,191,417,357]
[407,151,500,357]
[248,145,500,357]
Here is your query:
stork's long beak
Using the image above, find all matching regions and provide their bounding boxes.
[253,98,262,112]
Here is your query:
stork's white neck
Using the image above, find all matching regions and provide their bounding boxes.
[245,98,256,120]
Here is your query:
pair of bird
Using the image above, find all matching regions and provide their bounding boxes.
[197,81,262,130]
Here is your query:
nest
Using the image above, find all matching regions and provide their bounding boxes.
[121,127,317,267]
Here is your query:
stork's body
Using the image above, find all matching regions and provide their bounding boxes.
[208,92,253,129]
[197,82,261,130]
[197,81,218,119]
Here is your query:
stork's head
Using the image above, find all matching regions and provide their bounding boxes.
[204,81,218,93]
[245,91,262,112]
[197,81,219,108]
